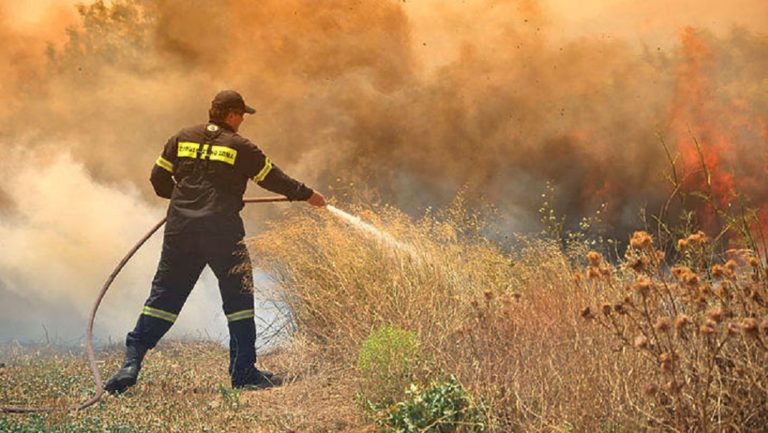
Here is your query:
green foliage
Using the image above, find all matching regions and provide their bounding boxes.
[358,325,420,374]
[358,325,421,403]
[538,180,565,241]
[217,383,241,409]
[378,376,487,433]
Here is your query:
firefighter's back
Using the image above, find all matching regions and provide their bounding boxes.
[166,123,250,237]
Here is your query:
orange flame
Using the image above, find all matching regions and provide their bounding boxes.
[668,26,768,234]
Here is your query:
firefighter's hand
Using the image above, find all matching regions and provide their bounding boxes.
[307,191,327,208]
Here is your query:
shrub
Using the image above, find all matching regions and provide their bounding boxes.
[580,231,768,432]
[358,325,421,404]
[251,203,633,431]
[378,376,487,433]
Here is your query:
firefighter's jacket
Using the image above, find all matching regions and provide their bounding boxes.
[150,120,313,237]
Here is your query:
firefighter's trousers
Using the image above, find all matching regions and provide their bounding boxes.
[125,231,257,376]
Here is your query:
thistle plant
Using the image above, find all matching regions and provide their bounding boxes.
[580,231,768,432]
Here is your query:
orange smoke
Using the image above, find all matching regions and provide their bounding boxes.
[0,4,75,118]
[0,0,766,234]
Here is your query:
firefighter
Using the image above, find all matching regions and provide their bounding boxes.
[104,90,326,394]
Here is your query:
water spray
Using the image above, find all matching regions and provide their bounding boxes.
[0,196,289,414]
[326,205,418,259]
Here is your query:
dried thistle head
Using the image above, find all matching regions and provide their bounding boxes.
[724,259,738,272]
[630,231,653,250]
[484,290,494,301]
[683,272,700,287]
[671,266,688,279]
[643,383,658,396]
[631,277,653,297]
[587,251,601,266]
[659,352,675,371]
[739,318,759,336]
[700,323,716,336]
[601,303,612,316]
[580,307,595,320]
[613,303,627,315]
[672,266,699,286]
[749,256,760,268]
[677,238,689,251]
[707,307,725,323]
[687,230,709,246]
[711,264,726,279]
[675,314,691,331]
[654,317,672,333]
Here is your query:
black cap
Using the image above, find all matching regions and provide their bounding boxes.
[211,90,256,114]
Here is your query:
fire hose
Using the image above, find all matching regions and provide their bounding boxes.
[0,196,290,414]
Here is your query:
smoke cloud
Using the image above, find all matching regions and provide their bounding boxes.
[1,0,766,342]
[0,145,236,343]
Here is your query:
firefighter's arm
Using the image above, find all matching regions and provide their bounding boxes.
[239,138,321,203]
[150,137,177,199]
[257,165,313,201]
[261,167,326,206]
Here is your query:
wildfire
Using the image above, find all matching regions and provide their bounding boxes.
[669,26,768,233]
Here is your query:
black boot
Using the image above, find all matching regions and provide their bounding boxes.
[104,314,171,395]
[227,319,281,389]
[231,366,282,389]
[104,343,147,395]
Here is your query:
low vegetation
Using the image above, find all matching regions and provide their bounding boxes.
[2,198,766,432]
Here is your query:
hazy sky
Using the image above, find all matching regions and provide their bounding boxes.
[6,0,767,38]
[403,0,768,71]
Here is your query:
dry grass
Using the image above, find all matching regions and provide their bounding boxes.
[251,202,767,432]
[0,339,368,432]
[250,203,639,432]
[3,202,766,432]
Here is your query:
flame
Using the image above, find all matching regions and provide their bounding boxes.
[668,26,768,234]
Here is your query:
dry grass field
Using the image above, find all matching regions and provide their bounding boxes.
[2,201,767,432]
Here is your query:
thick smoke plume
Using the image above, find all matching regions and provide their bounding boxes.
[1,0,766,342]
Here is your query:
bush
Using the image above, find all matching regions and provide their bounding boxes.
[580,231,768,432]
[252,200,768,431]
[378,376,487,433]
[251,203,629,431]
[358,325,421,404]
